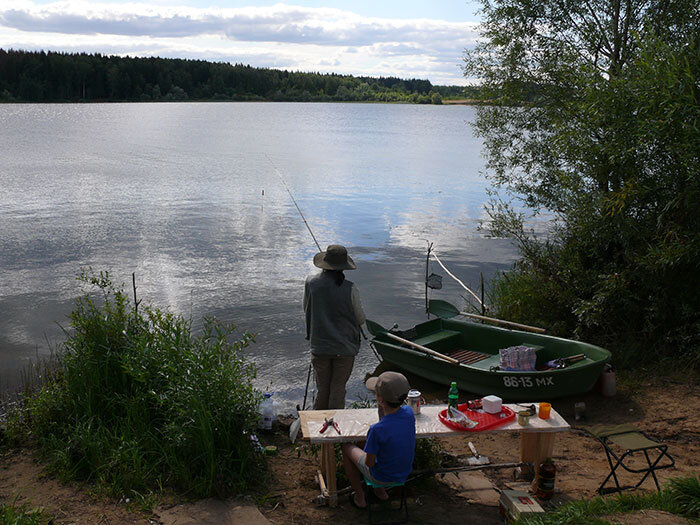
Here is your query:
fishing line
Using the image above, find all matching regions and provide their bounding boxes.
[265,153,320,411]
[265,154,322,253]
[265,154,369,415]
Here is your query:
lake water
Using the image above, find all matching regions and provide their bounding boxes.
[0,102,517,409]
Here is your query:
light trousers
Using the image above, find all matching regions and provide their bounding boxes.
[311,354,355,410]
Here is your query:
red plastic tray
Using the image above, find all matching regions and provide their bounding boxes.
[438,403,516,432]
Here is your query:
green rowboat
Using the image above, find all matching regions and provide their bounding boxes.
[367,301,611,401]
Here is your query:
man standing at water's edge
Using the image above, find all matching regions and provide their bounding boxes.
[303,244,366,409]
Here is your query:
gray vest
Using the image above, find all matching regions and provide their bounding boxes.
[305,272,361,356]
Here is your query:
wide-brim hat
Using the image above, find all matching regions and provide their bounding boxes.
[366,371,410,404]
[313,244,356,271]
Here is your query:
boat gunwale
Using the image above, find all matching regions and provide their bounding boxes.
[372,340,609,375]
[369,318,611,374]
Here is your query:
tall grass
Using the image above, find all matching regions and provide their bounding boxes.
[0,501,49,525]
[667,475,700,517]
[9,270,265,498]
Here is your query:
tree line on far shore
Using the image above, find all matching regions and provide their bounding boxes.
[0,49,477,104]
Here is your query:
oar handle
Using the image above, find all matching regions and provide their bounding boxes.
[384,332,460,364]
[460,312,546,334]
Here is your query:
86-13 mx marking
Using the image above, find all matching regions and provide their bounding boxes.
[503,376,554,388]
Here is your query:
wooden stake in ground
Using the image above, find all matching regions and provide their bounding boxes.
[132,272,142,314]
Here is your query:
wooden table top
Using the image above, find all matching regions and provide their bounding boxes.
[300,403,570,443]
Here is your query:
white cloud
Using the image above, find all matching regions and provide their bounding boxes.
[0,1,480,84]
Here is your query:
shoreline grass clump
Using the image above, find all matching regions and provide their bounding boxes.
[514,474,700,524]
[9,270,264,498]
[0,500,50,525]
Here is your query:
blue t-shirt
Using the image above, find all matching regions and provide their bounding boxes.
[364,405,416,483]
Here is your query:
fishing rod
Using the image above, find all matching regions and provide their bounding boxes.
[265,155,367,428]
[265,154,322,252]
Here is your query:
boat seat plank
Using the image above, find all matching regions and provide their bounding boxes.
[448,349,491,365]
[413,329,461,347]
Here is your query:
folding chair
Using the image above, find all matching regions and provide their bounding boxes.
[587,423,675,494]
[364,477,408,525]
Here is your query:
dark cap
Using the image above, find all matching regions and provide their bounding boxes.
[365,371,410,404]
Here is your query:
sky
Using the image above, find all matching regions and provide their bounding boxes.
[0,1,483,85]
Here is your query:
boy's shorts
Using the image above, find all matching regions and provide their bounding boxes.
[356,452,399,486]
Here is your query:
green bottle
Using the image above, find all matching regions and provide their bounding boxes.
[448,381,459,409]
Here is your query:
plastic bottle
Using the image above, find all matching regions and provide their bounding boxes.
[448,381,459,410]
[258,392,275,431]
[536,457,556,500]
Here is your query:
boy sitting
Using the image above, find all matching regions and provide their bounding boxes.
[341,371,416,508]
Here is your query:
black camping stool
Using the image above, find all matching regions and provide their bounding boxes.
[587,423,675,494]
[364,478,408,525]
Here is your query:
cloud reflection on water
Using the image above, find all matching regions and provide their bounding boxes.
[0,103,518,407]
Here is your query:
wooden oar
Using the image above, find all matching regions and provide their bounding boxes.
[429,299,547,334]
[366,319,460,365]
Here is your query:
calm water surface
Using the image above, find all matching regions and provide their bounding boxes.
[0,102,517,409]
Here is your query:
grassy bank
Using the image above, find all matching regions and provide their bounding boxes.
[515,475,700,524]
[0,501,50,525]
[6,270,265,499]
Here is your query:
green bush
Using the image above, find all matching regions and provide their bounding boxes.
[12,270,265,498]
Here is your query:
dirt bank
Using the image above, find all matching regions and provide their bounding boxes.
[1,375,697,524]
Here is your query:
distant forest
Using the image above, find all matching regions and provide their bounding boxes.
[0,49,479,104]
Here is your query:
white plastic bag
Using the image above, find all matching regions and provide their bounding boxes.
[499,346,536,371]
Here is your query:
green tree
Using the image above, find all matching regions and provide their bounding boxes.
[464,0,700,366]
[165,85,188,101]
[335,84,351,101]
